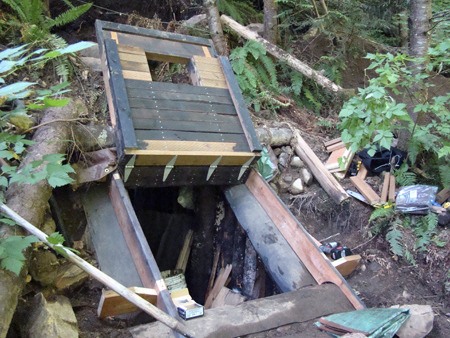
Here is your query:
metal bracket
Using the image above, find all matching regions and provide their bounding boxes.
[206,156,222,181]
[124,155,136,182]
[163,155,177,182]
[238,156,255,180]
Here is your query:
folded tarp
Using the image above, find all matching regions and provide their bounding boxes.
[315,308,410,337]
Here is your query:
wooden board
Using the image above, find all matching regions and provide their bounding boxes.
[129,284,355,338]
[132,153,255,167]
[126,88,233,105]
[128,97,237,115]
[130,108,240,124]
[331,255,361,277]
[124,79,232,97]
[210,287,246,308]
[82,184,142,287]
[244,169,364,310]
[436,188,450,204]
[109,173,180,318]
[175,230,194,273]
[204,264,232,309]
[380,173,390,203]
[189,56,228,89]
[219,57,262,152]
[388,175,396,203]
[350,176,381,205]
[133,140,244,153]
[132,118,242,134]
[122,70,152,81]
[97,287,157,318]
[134,130,250,150]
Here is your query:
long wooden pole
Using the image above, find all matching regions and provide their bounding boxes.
[220,14,343,93]
[0,204,196,338]
[292,130,349,204]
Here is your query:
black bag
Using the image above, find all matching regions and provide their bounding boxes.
[357,147,406,174]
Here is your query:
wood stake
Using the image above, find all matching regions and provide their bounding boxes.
[0,204,196,338]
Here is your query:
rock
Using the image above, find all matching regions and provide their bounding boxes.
[23,293,78,338]
[289,179,304,195]
[277,176,291,191]
[55,262,89,292]
[281,146,293,155]
[290,156,304,168]
[391,304,434,338]
[278,152,290,169]
[183,14,207,27]
[272,147,282,156]
[29,250,59,286]
[301,168,313,186]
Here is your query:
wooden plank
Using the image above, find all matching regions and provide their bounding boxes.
[331,255,361,278]
[204,264,232,309]
[134,140,242,153]
[350,176,381,205]
[118,51,149,64]
[120,60,152,73]
[109,173,180,318]
[129,284,356,338]
[356,164,368,180]
[324,137,342,148]
[118,44,150,55]
[131,109,238,124]
[245,170,364,310]
[98,287,157,318]
[104,38,138,149]
[132,154,255,167]
[380,173,390,203]
[326,141,345,153]
[117,33,203,61]
[127,88,233,105]
[175,230,194,273]
[82,184,142,287]
[199,79,228,89]
[224,184,316,293]
[132,118,242,134]
[128,97,236,115]
[219,57,262,152]
[436,188,450,204]
[210,287,246,308]
[293,130,349,204]
[190,62,223,73]
[125,79,232,97]
[134,130,250,150]
[97,20,214,48]
[388,175,396,203]
[325,147,346,169]
[205,247,221,300]
[122,70,152,81]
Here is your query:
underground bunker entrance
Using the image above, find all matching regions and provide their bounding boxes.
[127,184,278,305]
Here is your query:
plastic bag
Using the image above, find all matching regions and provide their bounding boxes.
[395,185,438,214]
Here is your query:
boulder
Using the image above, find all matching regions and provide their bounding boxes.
[278,152,290,169]
[301,168,314,186]
[55,262,89,292]
[23,293,78,338]
[290,156,304,168]
[289,178,304,195]
[391,304,434,338]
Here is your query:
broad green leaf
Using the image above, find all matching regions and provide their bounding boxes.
[47,232,65,245]
[43,97,70,107]
[0,176,8,187]
[0,257,23,275]
[56,41,97,55]
[0,217,15,226]
[0,82,36,97]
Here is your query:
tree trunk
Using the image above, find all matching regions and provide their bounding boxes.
[0,99,86,338]
[408,0,431,123]
[221,15,346,93]
[263,0,278,44]
[204,0,228,56]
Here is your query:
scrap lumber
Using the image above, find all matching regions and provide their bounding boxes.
[175,230,194,273]
[292,130,349,204]
[210,287,246,308]
[220,15,344,93]
[324,137,342,148]
[356,164,368,180]
[332,255,361,278]
[205,247,221,300]
[0,204,195,338]
[98,287,157,318]
[436,188,450,204]
[388,175,396,203]
[204,264,232,309]
[350,176,381,205]
[326,141,345,153]
[380,173,390,203]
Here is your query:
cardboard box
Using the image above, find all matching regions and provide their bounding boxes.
[171,288,204,320]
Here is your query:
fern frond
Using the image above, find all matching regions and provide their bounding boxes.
[386,224,404,256]
[259,54,278,89]
[439,163,450,188]
[394,164,416,186]
[414,213,438,252]
[369,207,394,222]
[51,3,92,28]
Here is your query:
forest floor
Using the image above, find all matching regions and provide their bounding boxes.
[13,5,449,338]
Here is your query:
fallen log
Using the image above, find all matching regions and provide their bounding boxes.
[0,99,85,337]
[0,204,195,338]
[255,127,293,147]
[220,15,344,93]
[292,130,349,204]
